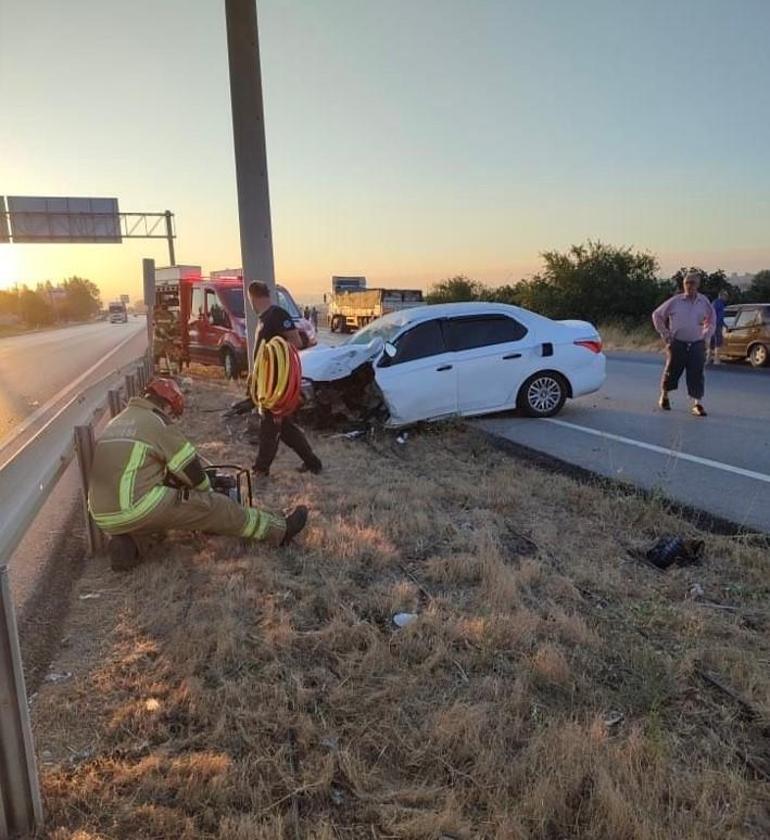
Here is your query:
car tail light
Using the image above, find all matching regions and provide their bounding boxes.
[574,339,603,354]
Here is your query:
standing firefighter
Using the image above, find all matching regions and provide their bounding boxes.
[88,378,308,571]
[153,303,181,373]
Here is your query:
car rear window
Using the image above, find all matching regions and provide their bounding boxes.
[444,315,527,351]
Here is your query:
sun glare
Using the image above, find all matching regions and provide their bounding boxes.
[0,247,21,290]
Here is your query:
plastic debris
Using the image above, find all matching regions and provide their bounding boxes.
[689,583,705,600]
[646,536,704,569]
[44,671,72,684]
[396,432,409,445]
[392,612,419,628]
[78,592,102,600]
[602,710,625,729]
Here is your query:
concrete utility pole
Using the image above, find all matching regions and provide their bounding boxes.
[224,0,276,369]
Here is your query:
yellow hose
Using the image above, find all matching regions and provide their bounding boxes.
[250,336,296,412]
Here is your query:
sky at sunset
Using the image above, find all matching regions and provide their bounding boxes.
[2,0,770,304]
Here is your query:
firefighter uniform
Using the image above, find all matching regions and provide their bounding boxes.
[88,397,286,544]
[153,306,181,371]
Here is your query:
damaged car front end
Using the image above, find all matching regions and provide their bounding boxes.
[299,339,390,429]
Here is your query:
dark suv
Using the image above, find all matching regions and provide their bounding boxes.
[721,303,770,367]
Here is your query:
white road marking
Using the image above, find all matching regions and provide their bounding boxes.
[0,324,145,455]
[543,417,770,485]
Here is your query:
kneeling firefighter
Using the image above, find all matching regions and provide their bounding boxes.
[88,378,308,571]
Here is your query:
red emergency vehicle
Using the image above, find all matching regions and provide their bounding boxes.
[180,274,316,379]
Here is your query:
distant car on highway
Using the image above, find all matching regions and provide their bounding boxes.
[300,301,605,426]
[108,301,128,323]
[721,303,770,367]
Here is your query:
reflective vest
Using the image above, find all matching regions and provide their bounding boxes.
[88,397,206,532]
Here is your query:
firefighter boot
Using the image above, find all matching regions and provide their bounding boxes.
[109,534,142,572]
[281,506,309,545]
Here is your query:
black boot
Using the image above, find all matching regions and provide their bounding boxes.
[281,506,308,545]
[297,456,323,475]
[109,534,142,572]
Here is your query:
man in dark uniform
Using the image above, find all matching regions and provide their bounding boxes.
[248,281,323,478]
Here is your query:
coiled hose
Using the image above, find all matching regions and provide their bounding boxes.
[250,336,302,417]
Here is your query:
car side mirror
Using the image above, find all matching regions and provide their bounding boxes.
[384,342,397,358]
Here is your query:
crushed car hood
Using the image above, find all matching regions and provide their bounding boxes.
[300,339,384,382]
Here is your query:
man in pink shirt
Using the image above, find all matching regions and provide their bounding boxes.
[652,270,716,416]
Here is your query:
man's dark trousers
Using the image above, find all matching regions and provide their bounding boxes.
[254,410,319,474]
[662,339,706,399]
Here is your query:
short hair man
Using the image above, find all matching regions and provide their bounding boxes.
[709,289,729,364]
[89,377,308,571]
[652,270,716,416]
[247,282,323,478]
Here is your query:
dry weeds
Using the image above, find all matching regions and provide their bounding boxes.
[32,379,770,839]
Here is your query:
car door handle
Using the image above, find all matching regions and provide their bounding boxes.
[436,364,453,371]
[502,353,522,360]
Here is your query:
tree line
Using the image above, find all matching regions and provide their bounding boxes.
[427,241,770,326]
[0,277,102,327]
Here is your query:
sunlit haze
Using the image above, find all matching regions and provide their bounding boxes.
[2,0,770,303]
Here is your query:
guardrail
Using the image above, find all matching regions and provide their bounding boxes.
[0,350,152,839]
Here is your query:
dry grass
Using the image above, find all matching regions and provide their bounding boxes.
[31,379,770,839]
[598,321,662,353]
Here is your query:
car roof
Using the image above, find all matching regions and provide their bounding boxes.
[378,300,544,328]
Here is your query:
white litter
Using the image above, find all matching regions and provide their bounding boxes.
[392,612,418,628]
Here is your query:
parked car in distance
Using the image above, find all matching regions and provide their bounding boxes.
[181,277,316,379]
[721,303,770,367]
[300,301,605,427]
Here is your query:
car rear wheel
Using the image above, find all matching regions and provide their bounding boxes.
[517,372,568,418]
[749,343,768,368]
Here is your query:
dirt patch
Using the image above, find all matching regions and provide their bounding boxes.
[32,378,770,838]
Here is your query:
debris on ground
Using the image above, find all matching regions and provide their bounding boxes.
[44,671,72,684]
[645,535,705,569]
[392,611,419,628]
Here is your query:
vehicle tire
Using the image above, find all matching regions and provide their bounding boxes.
[749,343,769,368]
[330,316,338,333]
[222,348,240,380]
[517,372,568,418]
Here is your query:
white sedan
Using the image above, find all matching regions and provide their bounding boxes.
[300,302,605,427]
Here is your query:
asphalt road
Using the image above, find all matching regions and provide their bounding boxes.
[476,352,770,534]
[0,319,146,442]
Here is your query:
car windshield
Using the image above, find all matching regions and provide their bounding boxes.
[220,288,245,318]
[345,318,403,346]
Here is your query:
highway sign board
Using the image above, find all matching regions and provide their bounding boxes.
[6,196,122,243]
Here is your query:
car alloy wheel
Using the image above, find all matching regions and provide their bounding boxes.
[518,372,567,417]
[750,343,768,368]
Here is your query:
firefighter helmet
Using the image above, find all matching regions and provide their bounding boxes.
[145,377,185,417]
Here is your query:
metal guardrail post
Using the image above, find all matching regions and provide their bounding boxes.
[107,389,122,419]
[73,425,105,557]
[135,365,145,393]
[0,565,44,838]
[125,373,136,400]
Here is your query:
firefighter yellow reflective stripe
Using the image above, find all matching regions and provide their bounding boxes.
[92,486,170,531]
[167,441,197,473]
[240,507,259,537]
[118,442,148,510]
[253,511,285,541]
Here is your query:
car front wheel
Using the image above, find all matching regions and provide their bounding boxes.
[749,343,768,368]
[517,372,568,417]
[223,348,240,379]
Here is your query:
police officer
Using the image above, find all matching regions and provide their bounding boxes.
[89,377,308,571]
[247,281,322,478]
